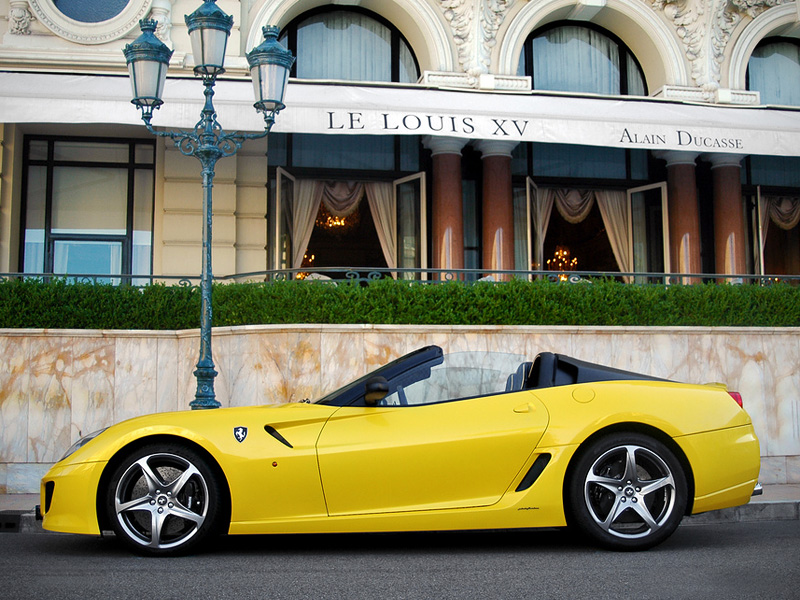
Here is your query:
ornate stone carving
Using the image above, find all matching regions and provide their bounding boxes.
[8,1,33,35]
[653,0,792,100]
[440,0,515,82]
[729,0,788,18]
[150,0,174,47]
[479,1,512,73]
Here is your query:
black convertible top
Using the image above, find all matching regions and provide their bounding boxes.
[525,352,670,390]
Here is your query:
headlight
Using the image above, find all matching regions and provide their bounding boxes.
[60,428,108,461]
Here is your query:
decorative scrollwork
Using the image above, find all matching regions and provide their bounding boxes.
[178,278,194,287]
[366,271,383,281]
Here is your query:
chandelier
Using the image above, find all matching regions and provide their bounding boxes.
[315,201,360,235]
[546,246,578,281]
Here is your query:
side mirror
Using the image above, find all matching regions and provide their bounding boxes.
[365,376,389,406]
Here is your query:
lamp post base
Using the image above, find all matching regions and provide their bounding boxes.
[191,362,220,409]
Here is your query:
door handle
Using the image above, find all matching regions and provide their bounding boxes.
[513,403,534,413]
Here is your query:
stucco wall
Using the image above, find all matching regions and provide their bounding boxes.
[1,324,798,493]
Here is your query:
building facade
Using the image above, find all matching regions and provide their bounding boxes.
[1,0,800,282]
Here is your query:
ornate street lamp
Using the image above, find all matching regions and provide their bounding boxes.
[123,1,294,409]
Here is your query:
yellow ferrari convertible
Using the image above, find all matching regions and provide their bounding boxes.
[40,346,760,555]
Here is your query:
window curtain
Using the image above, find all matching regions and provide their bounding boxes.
[291,180,323,269]
[513,187,529,270]
[296,11,392,82]
[553,189,594,224]
[749,42,800,106]
[595,190,632,280]
[534,188,631,274]
[532,26,619,94]
[766,195,800,230]
[365,182,397,269]
[531,188,555,271]
[759,195,800,267]
[292,180,398,270]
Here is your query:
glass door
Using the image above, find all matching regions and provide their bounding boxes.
[627,183,669,283]
[274,167,295,272]
[754,186,766,276]
[394,172,427,280]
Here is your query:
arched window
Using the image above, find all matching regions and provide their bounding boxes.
[280,8,419,83]
[519,23,646,96]
[747,38,800,106]
[54,0,128,23]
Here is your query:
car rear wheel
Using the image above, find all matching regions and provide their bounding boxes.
[567,433,687,550]
[106,444,224,556]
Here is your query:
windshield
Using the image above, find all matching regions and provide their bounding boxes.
[379,351,527,406]
[315,346,443,406]
[315,346,527,407]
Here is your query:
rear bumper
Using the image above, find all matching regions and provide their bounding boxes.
[675,424,760,514]
[752,482,763,496]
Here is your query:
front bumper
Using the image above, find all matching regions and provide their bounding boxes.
[40,460,107,535]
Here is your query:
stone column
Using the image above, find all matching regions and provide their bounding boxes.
[474,140,518,278]
[703,153,747,279]
[422,136,468,275]
[654,151,702,280]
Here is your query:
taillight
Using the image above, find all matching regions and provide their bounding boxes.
[728,391,743,407]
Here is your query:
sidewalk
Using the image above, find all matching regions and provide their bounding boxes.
[1,485,798,534]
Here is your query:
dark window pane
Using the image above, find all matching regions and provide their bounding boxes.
[54,0,128,23]
[533,143,626,179]
[293,134,393,170]
[750,155,800,187]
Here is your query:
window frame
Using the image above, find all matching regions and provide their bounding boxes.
[18,135,156,282]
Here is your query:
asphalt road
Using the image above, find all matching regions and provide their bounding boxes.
[1,521,798,600]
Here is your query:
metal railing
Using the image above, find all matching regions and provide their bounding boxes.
[3,269,800,286]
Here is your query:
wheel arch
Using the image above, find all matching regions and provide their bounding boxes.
[562,422,696,517]
[95,434,233,532]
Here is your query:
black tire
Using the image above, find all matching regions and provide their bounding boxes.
[105,443,225,556]
[567,433,688,551]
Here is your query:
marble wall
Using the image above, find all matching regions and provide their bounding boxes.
[1,325,798,493]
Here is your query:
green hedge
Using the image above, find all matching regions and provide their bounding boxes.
[1,278,799,329]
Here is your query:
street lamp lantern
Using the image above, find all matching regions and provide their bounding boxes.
[122,19,173,117]
[247,26,295,128]
[123,2,293,409]
[185,0,233,78]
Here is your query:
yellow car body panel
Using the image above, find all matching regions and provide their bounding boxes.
[40,348,761,547]
[675,425,761,513]
[316,392,549,515]
[41,460,106,535]
[43,403,340,534]
[229,445,578,534]
[533,380,752,448]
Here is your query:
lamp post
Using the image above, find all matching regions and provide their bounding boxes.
[123,0,294,409]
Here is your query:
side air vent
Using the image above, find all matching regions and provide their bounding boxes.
[515,453,551,492]
[264,425,293,448]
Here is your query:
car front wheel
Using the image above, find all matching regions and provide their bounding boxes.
[106,443,224,555]
[567,433,688,550]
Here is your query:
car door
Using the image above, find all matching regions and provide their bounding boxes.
[316,391,549,516]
